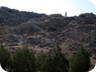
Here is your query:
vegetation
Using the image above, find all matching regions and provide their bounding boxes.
[0,44,12,71]
[36,51,46,72]
[0,44,91,72]
[40,44,69,72]
[12,45,36,72]
[69,46,90,72]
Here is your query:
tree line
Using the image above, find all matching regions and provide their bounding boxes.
[0,44,90,72]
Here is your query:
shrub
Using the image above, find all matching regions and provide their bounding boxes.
[36,51,46,72]
[13,45,36,72]
[0,44,12,71]
[41,44,69,72]
[69,47,90,72]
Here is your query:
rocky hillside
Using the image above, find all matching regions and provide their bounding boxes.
[0,6,45,26]
[0,7,96,56]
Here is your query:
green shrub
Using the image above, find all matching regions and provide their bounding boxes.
[41,44,69,72]
[36,51,46,72]
[0,44,12,71]
[69,47,90,72]
[13,45,36,72]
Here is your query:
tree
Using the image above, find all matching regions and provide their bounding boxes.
[41,44,69,72]
[69,47,90,72]
[0,44,12,71]
[13,45,36,72]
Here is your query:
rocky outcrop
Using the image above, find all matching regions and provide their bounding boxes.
[0,6,45,26]
[0,7,96,54]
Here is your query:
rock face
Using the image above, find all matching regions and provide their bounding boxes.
[0,7,96,53]
[0,6,45,26]
[4,34,24,43]
[13,21,42,35]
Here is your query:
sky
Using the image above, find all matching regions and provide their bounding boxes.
[0,0,96,16]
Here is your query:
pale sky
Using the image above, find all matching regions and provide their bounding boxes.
[0,0,96,16]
